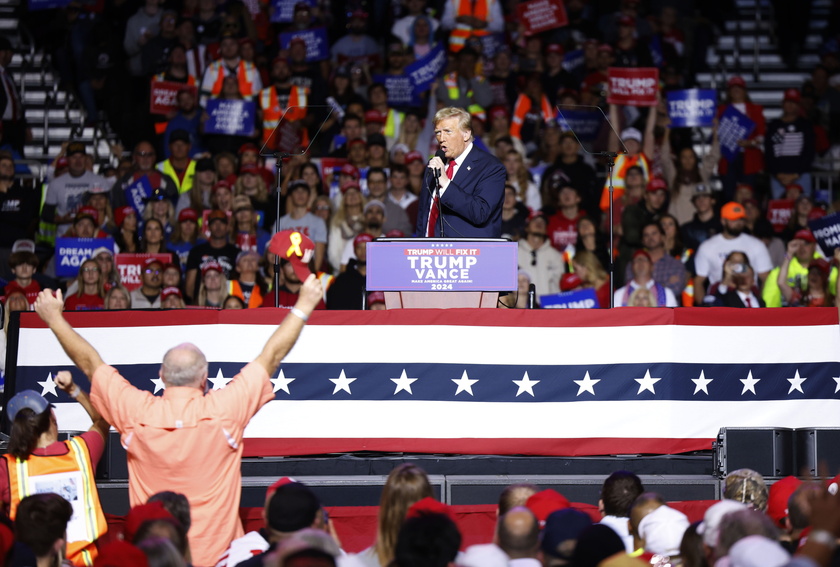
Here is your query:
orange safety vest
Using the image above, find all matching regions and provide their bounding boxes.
[448,0,491,52]
[259,86,309,146]
[4,437,107,567]
[209,60,258,98]
[599,152,651,211]
[228,280,264,309]
[152,74,198,135]
[510,93,554,140]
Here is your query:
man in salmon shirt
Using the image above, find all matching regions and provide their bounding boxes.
[33,275,323,567]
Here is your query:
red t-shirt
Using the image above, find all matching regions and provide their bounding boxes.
[547,211,584,251]
[63,293,105,311]
[3,280,41,306]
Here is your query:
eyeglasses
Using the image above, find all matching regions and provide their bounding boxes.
[82,267,100,273]
[316,205,331,211]
[145,269,161,275]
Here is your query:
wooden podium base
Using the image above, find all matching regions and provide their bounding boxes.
[383,291,500,309]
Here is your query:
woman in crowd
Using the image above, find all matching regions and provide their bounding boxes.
[501,184,529,241]
[782,195,816,243]
[408,15,435,58]
[139,218,176,264]
[661,125,720,225]
[504,149,541,212]
[716,76,765,199]
[162,263,184,295]
[189,158,218,212]
[160,286,186,309]
[85,189,116,233]
[235,164,272,225]
[196,261,228,308]
[575,217,610,274]
[64,259,106,310]
[572,249,611,308]
[230,195,270,255]
[313,195,333,226]
[328,182,366,273]
[222,295,246,309]
[104,284,132,309]
[1,372,108,565]
[211,181,235,214]
[355,464,433,567]
[659,213,692,264]
[396,111,425,153]
[113,205,140,253]
[215,151,238,183]
[168,208,204,270]
[143,193,176,238]
[778,244,834,307]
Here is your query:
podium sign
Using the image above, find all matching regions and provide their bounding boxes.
[367,239,517,292]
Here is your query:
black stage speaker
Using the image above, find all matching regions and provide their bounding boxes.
[795,428,840,476]
[715,427,794,477]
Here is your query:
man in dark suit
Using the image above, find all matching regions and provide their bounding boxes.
[416,106,506,238]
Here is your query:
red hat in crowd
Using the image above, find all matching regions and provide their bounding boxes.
[201,260,223,277]
[339,163,360,179]
[114,205,135,228]
[269,230,316,281]
[239,142,259,154]
[289,36,306,48]
[144,257,164,270]
[367,291,386,306]
[161,287,182,301]
[404,151,424,164]
[354,233,374,248]
[213,180,233,194]
[207,209,229,224]
[75,206,99,224]
[618,15,635,27]
[55,156,69,170]
[178,208,198,223]
[766,476,803,528]
[364,110,386,124]
[646,177,668,193]
[385,229,405,238]
[240,163,260,176]
[727,76,746,89]
[347,138,368,149]
[560,273,583,292]
[489,105,509,119]
[406,497,456,521]
[793,229,816,243]
[266,476,297,499]
[783,88,801,103]
[546,43,564,55]
[123,501,176,542]
[526,490,571,525]
[94,541,149,567]
[633,249,652,262]
[340,180,361,194]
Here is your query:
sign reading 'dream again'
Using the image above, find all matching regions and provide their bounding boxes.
[366,241,518,292]
[607,67,659,107]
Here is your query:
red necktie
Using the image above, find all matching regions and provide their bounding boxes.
[427,160,456,237]
[745,297,752,307]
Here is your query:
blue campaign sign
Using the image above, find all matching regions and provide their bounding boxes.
[56,237,115,278]
[29,0,70,9]
[373,74,421,107]
[809,212,840,254]
[279,28,329,62]
[406,44,447,95]
[124,175,153,219]
[541,288,600,309]
[718,105,756,162]
[562,49,584,73]
[205,99,256,136]
[667,89,717,128]
[270,0,315,23]
[557,109,602,142]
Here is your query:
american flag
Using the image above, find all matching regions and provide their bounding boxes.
[11,308,840,457]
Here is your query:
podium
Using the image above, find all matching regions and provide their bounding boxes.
[366,238,518,309]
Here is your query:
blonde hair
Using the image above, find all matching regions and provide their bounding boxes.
[434,106,473,139]
[372,464,434,566]
[573,250,608,288]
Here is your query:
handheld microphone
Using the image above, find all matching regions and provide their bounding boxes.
[429,149,447,178]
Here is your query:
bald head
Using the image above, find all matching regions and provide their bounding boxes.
[498,483,539,516]
[161,343,208,388]
[497,507,539,559]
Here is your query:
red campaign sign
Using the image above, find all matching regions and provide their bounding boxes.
[150,81,198,115]
[767,199,795,233]
[517,0,569,36]
[116,253,173,291]
[607,67,660,107]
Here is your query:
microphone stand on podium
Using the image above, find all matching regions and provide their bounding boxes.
[556,104,629,308]
[259,105,333,307]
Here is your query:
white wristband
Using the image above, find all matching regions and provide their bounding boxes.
[69,387,80,399]
[809,529,837,550]
[290,307,309,322]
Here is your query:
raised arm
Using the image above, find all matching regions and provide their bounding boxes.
[254,274,323,375]
[642,97,657,159]
[34,290,105,379]
[54,370,110,440]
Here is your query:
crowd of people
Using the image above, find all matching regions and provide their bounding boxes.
[0,0,839,313]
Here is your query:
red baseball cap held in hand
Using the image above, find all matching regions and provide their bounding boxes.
[269,230,315,280]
